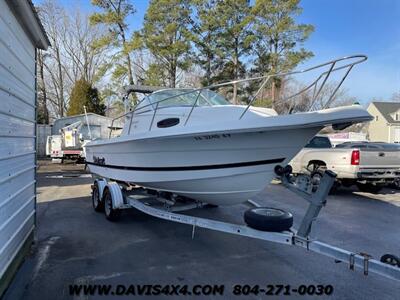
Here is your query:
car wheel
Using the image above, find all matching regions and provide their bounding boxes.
[244,207,293,232]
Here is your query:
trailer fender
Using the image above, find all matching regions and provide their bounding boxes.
[95,178,107,200]
[106,181,124,209]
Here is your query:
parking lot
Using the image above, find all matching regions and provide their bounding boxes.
[4,161,400,300]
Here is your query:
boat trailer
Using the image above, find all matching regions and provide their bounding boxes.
[90,168,400,282]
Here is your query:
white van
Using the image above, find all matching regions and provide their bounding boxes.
[46,135,63,158]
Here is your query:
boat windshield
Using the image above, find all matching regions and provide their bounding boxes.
[147,89,230,109]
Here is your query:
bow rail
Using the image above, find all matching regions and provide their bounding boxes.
[109,55,367,137]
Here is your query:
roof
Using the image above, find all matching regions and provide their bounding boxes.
[5,0,50,49]
[54,113,112,122]
[124,85,167,94]
[370,101,400,124]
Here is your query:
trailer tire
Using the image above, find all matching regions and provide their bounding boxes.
[380,254,400,267]
[103,187,121,221]
[244,207,293,232]
[92,182,104,212]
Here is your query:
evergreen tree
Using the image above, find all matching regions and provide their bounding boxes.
[252,0,314,105]
[67,79,105,116]
[142,62,168,87]
[212,0,255,104]
[90,0,136,85]
[141,0,192,88]
[191,0,220,86]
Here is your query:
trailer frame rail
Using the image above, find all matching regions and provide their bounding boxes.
[92,167,400,282]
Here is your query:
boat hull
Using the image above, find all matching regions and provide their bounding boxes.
[85,127,320,205]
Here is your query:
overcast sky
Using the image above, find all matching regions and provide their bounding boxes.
[33,0,400,103]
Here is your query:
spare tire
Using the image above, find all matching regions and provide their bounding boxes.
[244,207,293,232]
[380,254,400,267]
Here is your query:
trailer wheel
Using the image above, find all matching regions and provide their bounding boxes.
[380,254,400,267]
[103,188,121,221]
[92,182,104,212]
[356,183,383,193]
[244,207,293,232]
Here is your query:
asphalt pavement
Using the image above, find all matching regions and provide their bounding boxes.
[3,160,400,300]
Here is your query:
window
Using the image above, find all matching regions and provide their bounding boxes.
[336,142,370,149]
[375,116,378,121]
[147,89,230,109]
[396,114,399,121]
[351,144,367,149]
[81,125,101,139]
[304,136,332,148]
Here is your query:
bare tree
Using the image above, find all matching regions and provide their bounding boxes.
[37,50,49,124]
[391,91,400,102]
[90,0,136,85]
[38,0,67,118]
[37,1,109,119]
[62,10,110,84]
[276,79,356,114]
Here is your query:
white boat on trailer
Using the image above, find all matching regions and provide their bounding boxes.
[85,55,372,206]
[85,55,400,282]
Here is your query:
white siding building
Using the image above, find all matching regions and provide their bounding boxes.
[0,0,49,296]
[367,102,400,143]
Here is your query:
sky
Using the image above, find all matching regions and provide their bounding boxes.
[33,0,400,103]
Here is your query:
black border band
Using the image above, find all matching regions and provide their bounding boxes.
[86,158,285,171]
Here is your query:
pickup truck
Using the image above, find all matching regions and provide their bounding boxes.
[290,136,400,193]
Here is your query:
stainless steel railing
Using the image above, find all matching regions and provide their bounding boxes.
[108,55,367,138]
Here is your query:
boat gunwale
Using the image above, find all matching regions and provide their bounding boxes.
[86,113,372,148]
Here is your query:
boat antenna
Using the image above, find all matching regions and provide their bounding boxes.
[83,106,93,140]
